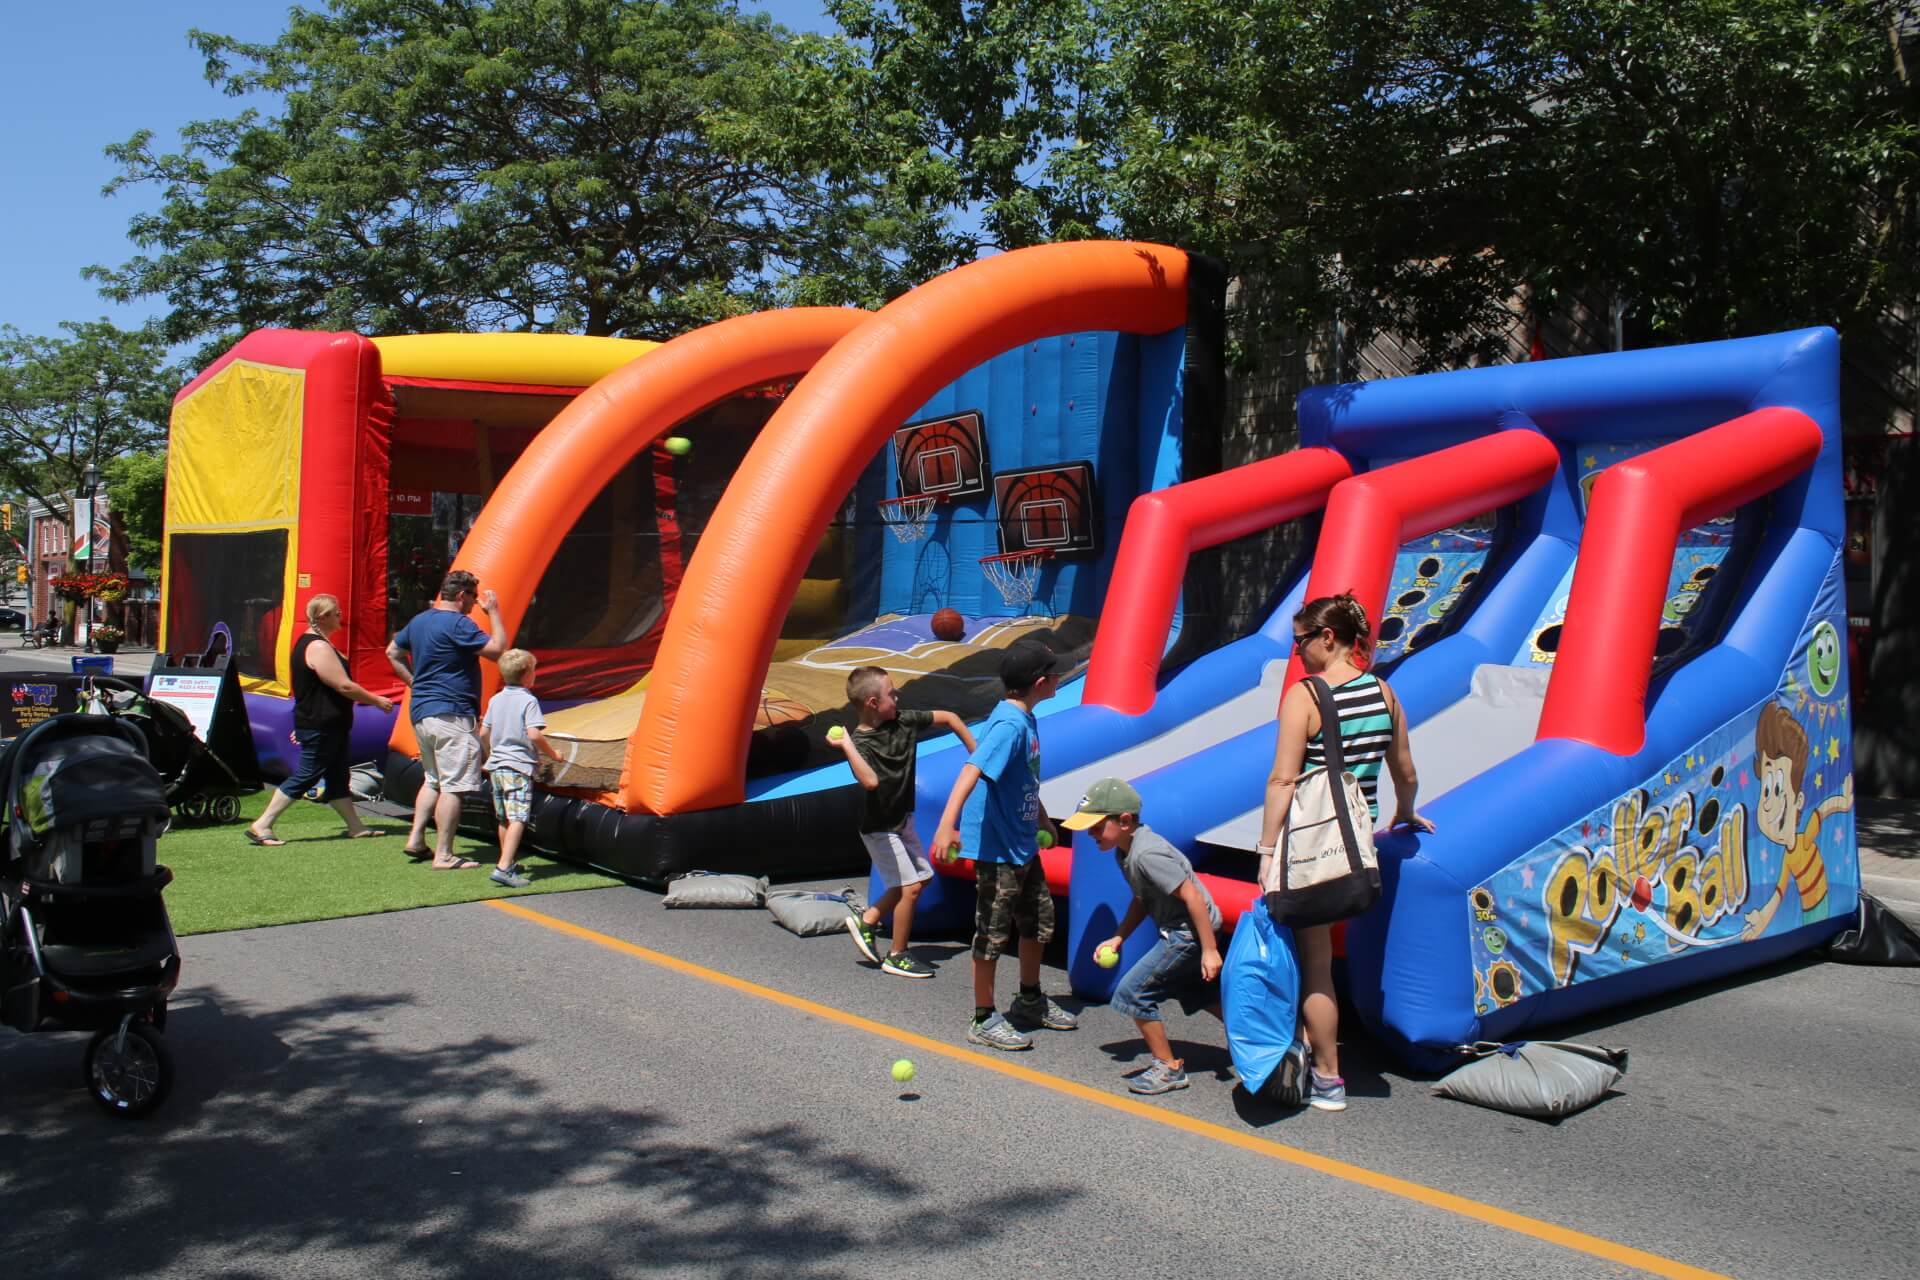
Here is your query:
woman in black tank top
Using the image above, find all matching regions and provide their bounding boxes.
[1256,592,1433,1112]
[246,594,397,847]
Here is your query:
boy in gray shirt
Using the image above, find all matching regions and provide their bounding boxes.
[1063,777,1223,1096]
[478,649,564,888]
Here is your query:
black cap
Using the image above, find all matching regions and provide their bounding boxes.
[1000,639,1072,691]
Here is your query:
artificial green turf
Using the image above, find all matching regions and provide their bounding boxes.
[158,789,617,935]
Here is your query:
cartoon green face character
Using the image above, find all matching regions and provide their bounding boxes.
[1807,621,1841,697]
[1663,585,1703,626]
[1481,926,1508,954]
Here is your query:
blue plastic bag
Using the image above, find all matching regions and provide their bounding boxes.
[1222,900,1300,1095]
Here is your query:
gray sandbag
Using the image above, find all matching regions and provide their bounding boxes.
[662,871,768,909]
[766,887,864,937]
[1431,1040,1628,1119]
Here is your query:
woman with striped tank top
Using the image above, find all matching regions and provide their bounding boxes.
[1257,593,1433,1112]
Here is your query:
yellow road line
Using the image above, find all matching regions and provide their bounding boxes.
[486,897,1729,1280]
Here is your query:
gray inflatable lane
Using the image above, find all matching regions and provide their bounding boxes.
[1196,664,1550,849]
[1037,659,1291,817]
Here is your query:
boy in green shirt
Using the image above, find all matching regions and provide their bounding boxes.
[834,666,975,978]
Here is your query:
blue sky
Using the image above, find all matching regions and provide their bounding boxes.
[0,2,837,341]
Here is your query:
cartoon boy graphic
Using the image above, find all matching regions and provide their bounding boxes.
[1741,702,1853,940]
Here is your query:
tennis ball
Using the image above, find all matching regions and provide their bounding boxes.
[1036,828,1055,849]
[1094,945,1120,969]
[663,435,692,456]
[891,1058,916,1084]
[826,725,846,743]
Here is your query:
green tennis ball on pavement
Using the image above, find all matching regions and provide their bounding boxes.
[1036,828,1055,849]
[663,435,692,456]
[891,1058,916,1084]
[826,725,846,743]
[1094,945,1120,969]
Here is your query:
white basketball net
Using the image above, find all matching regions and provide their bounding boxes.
[877,494,938,543]
[981,551,1047,609]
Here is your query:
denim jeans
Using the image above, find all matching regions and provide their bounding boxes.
[1111,928,1204,1023]
[278,725,351,801]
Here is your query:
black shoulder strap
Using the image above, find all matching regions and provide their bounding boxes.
[1306,676,1366,874]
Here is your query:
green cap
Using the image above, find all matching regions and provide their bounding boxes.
[1059,777,1143,830]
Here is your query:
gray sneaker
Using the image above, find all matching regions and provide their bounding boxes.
[1129,1060,1190,1095]
[490,866,531,889]
[1307,1070,1348,1112]
[845,915,882,964]
[966,1012,1033,1051]
[880,952,934,979]
[1008,990,1078,1031]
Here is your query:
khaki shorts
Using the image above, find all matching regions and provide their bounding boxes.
[417,715,483,793]
[861,819,935,890]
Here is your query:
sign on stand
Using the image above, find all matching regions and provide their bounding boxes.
[145,648,260,782]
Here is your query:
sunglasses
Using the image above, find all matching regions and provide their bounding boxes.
[1293,629,1324,652]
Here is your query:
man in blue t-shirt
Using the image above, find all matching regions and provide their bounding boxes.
[387,569,515,869]
[931,638,1080,1051]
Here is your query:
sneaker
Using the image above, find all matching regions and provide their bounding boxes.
[845,915,882,965]
[490,866,532,889]
[1008,990,1078,1031]
[880,952,934,979]
[1128,1060,1190,1096]
[966,1012,1033,1052]
[1266,1035,1309,1107]
[1307,1070,1348,1112]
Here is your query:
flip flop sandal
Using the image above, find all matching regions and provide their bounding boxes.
[401,845,434,861]
[346,830,389,839]
[245,830,287,847]
[431,857,481,870]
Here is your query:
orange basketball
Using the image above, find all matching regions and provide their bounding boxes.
[931,608,965,642]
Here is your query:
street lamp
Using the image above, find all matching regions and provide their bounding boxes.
[81,463,100,654]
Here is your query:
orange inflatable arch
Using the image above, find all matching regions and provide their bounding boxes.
[630,241,1192,813]
[388,307,870,762]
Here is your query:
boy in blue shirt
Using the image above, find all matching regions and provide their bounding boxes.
[931,639,1079,1051]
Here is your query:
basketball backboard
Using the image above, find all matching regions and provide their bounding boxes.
[992,462,1099,555]
[892,411,990,500]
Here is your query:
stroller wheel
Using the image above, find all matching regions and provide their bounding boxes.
[181,794,209,823]
[211,795,239,823]
[83,1020,174,1117]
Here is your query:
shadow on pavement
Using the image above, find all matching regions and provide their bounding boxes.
[0,986,1078,1277]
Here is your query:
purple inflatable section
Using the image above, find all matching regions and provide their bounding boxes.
[244,692,398,781]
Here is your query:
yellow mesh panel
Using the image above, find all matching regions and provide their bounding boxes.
[167,360,303,528]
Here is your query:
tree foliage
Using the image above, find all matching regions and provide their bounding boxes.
[834,0,1920,367]
[0,322,176,515]
[89,0,905,354]
[106,450,168,574]
[90,0,1920,372]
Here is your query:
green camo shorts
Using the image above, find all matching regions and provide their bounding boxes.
[972,859,1054,961]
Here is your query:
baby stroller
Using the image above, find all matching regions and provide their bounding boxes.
[78,677,257,825]
[0,714,181,1115]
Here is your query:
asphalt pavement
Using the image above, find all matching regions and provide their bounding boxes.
[2,875,1916,1279]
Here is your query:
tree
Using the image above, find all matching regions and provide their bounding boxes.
[0,321,177,516]
[822,0,1105,280]
[89,0,905,355]
[106,450,168,576]
[843,1,1920,365]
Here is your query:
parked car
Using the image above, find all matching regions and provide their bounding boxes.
[0,608,25,630]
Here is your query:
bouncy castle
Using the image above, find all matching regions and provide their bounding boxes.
[391,244,1227,875]
[896,320,1853,1065]
[158,329,793,776]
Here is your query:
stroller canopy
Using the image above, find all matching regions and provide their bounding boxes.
[6,717,171,848]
